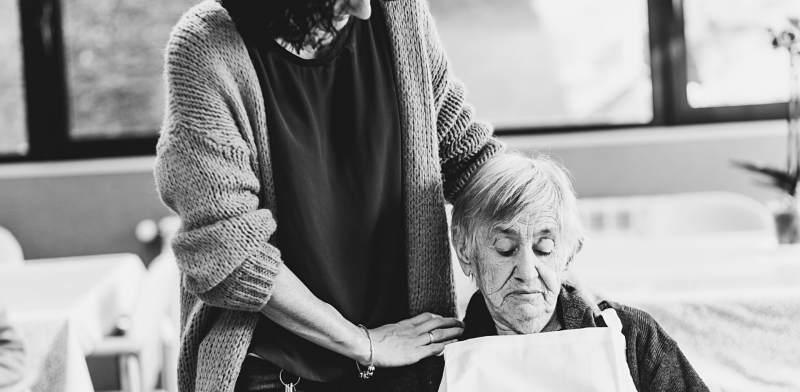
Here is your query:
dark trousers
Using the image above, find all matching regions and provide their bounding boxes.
[234,355,404,392]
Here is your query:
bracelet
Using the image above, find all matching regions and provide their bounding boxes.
[355,324,375,379]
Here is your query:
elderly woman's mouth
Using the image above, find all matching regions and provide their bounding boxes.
[507,289,544,299]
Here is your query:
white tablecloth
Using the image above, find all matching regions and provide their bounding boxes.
[0,253,147,392]
[570,234,800,392]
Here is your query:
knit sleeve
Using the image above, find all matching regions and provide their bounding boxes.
[420,2,505,202]
[618,306,709,392]
[154,8,282,313]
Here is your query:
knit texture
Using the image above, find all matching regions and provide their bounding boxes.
[154,1,503,391]
[461,287,710,392]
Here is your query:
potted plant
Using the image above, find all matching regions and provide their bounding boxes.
[734,18,800,244]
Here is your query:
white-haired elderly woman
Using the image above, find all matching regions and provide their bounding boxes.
[450,153,708,392]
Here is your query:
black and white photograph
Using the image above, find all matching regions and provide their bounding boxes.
[1,0,799,391]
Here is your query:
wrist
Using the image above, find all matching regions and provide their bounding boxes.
[355,324,376,379]
[350,324,372,364]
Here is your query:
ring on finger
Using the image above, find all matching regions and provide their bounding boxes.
[428,331,435,345]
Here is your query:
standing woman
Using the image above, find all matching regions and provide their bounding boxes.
[155,0,503,390]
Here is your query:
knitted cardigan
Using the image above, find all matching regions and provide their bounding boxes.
[154,1,503,391]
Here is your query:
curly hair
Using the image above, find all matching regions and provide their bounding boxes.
[222,0,341,52]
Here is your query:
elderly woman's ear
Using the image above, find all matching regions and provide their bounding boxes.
[452,229,475,280]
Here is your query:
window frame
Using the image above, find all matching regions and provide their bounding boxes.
[1,0,792,162]
[661,0,790,126]
[2,0,157,163]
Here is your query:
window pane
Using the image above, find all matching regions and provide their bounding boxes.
[0,1,28,155]
[684,0,800,108]
[430,0,653,129]
[62,0,198,140]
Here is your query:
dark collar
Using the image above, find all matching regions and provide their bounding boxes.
[461,285,608,340]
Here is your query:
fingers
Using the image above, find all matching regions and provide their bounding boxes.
[435,339,458,356]
[415,316,463,335]
[402,312,438,327]
[425,339,458,357]
[418,326,463,346]
[370,315,464,367]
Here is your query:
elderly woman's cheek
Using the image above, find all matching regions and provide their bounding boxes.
[475,256,509,299]
[540,258,567,295]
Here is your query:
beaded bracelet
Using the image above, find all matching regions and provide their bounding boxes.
[355,324,375,379]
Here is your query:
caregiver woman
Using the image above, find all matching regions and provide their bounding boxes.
[154,0,503,390]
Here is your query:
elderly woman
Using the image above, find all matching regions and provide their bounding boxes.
[450,153,708,392]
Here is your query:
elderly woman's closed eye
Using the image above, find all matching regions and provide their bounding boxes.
[449,153,709,392]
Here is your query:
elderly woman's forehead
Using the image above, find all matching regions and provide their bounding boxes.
[491,206,560,233]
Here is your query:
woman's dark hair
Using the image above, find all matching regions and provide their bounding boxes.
[222,0,340,51]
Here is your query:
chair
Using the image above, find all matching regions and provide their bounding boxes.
[0,226,24,266]
[578,191,776,238]
[89,252,180,392]
[3,369,37,392]
[89,217,181,392]
[3,369,38,392]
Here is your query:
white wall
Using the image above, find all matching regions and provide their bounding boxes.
[500,120,787,203]
[0,120,789,262]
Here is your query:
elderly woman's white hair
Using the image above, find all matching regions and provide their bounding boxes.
[451,152,584,268]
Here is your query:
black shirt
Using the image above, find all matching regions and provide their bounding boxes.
[242,4,408,382]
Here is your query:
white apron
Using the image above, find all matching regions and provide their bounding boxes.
[438,308,637,392]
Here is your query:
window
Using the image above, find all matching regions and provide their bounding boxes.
[62,0,195,140]
[432,0,800,131]
[684,0,800,108]
[1,0,195,163]
[2,0,800,161]
[662,0,800,124]
[430,0,653,129]
[0,1,27,155]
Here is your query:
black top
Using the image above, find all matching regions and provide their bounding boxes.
[461,288,710,392]
[241,3,409,383]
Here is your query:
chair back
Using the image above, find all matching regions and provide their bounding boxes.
[578,191,776,237]
[0,226,24,266]
[126,252,180,391]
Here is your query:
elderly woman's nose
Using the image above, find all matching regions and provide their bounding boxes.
[513,247,541,283]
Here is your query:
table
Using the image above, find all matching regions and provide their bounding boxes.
[570,234,800,392]
[0,253,147,392]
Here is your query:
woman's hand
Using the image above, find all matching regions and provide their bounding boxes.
[362,313,464,367]
[262,264,462,369]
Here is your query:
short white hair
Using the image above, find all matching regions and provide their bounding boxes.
[451,152,584,265]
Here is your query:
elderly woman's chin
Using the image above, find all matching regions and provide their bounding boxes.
[493,295,556,335]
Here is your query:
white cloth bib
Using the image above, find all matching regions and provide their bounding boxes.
[438,308,637,392]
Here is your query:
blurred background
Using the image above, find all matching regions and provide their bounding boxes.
[1,0,798,262]
[1,0,800,391]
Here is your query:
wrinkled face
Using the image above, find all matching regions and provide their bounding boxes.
[470,207,568,335]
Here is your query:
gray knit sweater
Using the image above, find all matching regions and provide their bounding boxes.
[154,1,503,391]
